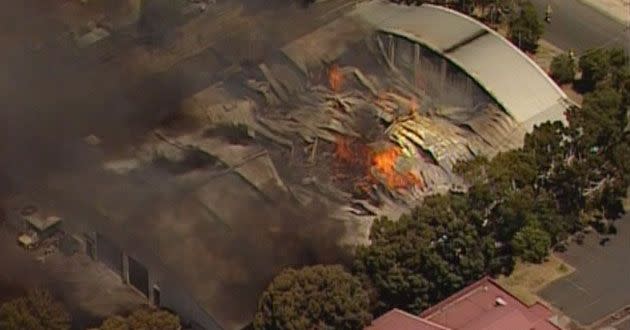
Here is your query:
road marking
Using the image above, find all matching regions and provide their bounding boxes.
[567,278,590,296]
[582,297,602,309]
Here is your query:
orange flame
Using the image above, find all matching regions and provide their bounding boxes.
[328,64,343,92]
[370,146,422,189]
[333,137,422,194]
[333,137,371,195]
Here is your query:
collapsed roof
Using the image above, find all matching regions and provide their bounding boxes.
[77,1,571,328]
[281,2,571,132]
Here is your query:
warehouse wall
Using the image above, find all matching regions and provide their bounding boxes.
[91,232,223,330]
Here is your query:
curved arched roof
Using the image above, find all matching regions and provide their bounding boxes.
[350,2,570,131]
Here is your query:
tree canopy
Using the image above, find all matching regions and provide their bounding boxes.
[567,87,623,150]
[550,53,576,84]
[511,224,551,263]
[253,265,371,330]
[0,289,71,330]
[578,47,629,92]
[508,0,543,53]
[354,194,499,314]
[97,308,180,330]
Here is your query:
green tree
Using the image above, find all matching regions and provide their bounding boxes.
[128,309,180,330]
[476,0,508,23]
[550,53,576,84]
[511,224,551,263]
[488,150,537,190]
[456,150,537,194]
[548,160,589,217]
[97,308,180,330]
[530,190,570,243]
[608,47,629,68]
[567,86,623,151]
[590,181,626,219]
[524,121,566,174]
[99,316,128,330]
[254,265,371,330]
[577,47,629,93]
[579,48,612,90]
[453,155,490,186]
[607,47,628,90]
[0,289,71,330]
[491,189,536,241]
[508,0,544,53]
[614,63,630,105]
[609,133,630,186]
[0,298,41,330]
[355,195,498,314]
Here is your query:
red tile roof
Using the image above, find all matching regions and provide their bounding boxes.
[420,276,561,330]
[366,309,451,330]
[366,276,561,330]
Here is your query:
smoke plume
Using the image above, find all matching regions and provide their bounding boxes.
[0,0,349,328]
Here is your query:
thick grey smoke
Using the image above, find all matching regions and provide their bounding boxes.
[0,0,349,328]
[193,187,350,326]
[0,0,212,193]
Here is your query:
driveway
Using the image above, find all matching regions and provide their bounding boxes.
[539,213,630,326]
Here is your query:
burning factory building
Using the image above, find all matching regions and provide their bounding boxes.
[0,0,571,329]
[86,3,568,327]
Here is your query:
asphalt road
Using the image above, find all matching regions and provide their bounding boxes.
[529,0,630,54]
[539,212,630,326]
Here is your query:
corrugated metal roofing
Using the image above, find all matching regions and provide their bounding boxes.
[351,1,569,130]
[351,2,485,51]
[447,33,564,124]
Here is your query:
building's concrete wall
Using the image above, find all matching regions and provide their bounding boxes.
[4,194,223,330]
[92,232,223,330]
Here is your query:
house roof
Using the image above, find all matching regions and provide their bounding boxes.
[366,308,451,330]
[368,277,561,330]
[420,276,561,330]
